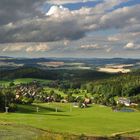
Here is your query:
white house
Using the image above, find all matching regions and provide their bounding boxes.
[117,98,131,106]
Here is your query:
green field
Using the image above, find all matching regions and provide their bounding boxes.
[0,78,51,86]
[0,103,140,139]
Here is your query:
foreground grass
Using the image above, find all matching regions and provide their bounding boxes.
[0,103,140,138]
[0,123,87,140]
[0,124,45,140]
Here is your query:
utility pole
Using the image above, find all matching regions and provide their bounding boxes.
[55,107,58,112]
[70,103,72,112]
[5,92,9,113]
[36,107,39,113]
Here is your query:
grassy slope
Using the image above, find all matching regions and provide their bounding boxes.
[0,78,51,86]
[44,87,66,97]
[14,78,51,84]
[44,87,91,98]
[0,103,140,137]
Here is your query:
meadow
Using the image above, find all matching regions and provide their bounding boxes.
[0,103,140,139]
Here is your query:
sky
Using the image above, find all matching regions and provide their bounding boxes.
[0,0,140,58]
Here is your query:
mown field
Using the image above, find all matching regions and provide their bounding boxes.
[0,103,140,139]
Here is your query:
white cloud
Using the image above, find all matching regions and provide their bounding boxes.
[108,36,119,42]
[106,48,112,53]
[1,43,49,53]
[26,47,34,52]
[26,43,49,52]
[107,32,140,44]
[124,42,134,49]
[124,42,140,50]
[2,44,26,52]
[47,0,94,5]
[63,39,70,46]
[80,44,102,49]
[46,5,69,16]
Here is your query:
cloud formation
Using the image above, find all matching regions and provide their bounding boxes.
[0,0,140,58]
[0,0,139,43]
[1,43,49,52]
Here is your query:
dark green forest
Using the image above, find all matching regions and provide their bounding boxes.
[0,67,117,81]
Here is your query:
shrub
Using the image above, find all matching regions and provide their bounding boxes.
[22,97,34,104]
[8,103,17,112]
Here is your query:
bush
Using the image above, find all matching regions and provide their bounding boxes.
[66,95,75,102]
[116,103,125,110]
[22,97,34,104]
[9,82,15,87]
[33,99,42,103]
[8,103,17,112]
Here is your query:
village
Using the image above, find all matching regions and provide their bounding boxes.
[7,81,137,111]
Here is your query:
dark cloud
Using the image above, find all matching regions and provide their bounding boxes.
[0,0,46,25]
[0,17,86,43]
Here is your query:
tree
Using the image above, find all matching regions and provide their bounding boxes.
[9,82,15,87]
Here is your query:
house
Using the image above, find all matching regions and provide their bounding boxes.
[15,82,42,99]
[61,99,68,103]
[117,98,131,106]
[84,98,91,104]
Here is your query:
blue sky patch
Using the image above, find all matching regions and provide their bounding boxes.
[63,0,103,10]
[111,0,140,11]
